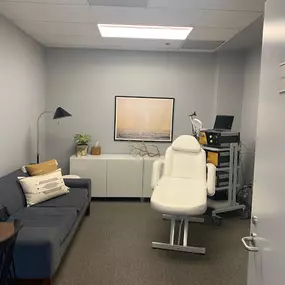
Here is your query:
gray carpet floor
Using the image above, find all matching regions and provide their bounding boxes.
[54,202,250,285]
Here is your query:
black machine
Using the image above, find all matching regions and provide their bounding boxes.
[199,115,240,147]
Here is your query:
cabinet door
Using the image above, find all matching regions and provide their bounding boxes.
[107,159,143,197]
[70,159,107,197]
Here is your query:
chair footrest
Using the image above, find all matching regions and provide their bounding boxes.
[152,242,206,254]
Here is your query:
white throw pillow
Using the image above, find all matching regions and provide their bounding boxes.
[18,168,69,206]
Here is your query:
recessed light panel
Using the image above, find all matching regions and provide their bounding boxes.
[97,24,193,40]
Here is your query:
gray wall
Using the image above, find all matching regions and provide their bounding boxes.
[215,51,246,131]
[46,49,220,172]
[46,49,246,173]
[240,46,262,185]
[0,16,46,176]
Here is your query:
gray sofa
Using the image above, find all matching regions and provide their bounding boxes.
[0,169,91,284]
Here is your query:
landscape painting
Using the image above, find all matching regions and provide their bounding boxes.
[114,96,175,142]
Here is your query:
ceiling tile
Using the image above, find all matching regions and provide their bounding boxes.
[88,0,147,8]
[0,0,89,4]
[16,21,100,37]
[181,40,224,50]
[91,38,183,51]
[148,0,265,12]
[38,34,101,47]
[197,10,262,29]
[0,0,264,51]
[40,34,182,50]
[0,2,94,22]
[188,27,240,41]
[91,6,203,26]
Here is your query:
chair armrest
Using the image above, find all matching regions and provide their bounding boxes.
[206,163,216,196]
[64,178,91,200]
[151,160,164,190]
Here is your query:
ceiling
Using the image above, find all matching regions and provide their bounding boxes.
[0,0,265,52]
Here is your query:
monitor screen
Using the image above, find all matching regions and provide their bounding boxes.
[214,115,234,130]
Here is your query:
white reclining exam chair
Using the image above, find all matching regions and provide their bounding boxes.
[151,135,216,254]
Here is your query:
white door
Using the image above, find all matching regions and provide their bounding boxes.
[244,1,285,284]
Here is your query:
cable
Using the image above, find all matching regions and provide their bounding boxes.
[239,157,246,186]
[241,142,249,149]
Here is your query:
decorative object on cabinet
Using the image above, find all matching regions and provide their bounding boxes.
[91,141,101,155]
[37,107,72,163]
[129,141,160,157]
[114,96,175,142]
[74,134,91,157]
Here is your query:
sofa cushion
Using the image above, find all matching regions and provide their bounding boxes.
[18,169,69,206]
[25,159,58,176]
[9,207,77,244]
[35,188,88,213]
[0,169,27,215]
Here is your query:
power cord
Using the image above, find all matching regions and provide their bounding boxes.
[236,184,252,219]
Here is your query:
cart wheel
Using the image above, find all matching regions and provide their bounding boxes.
[212,216,222,226]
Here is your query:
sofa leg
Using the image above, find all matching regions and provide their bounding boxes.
[11,279,51,285]
[86,204,90,216]
[42,278,51,285]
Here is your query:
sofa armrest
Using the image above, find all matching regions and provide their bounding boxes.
[14,227,61,279]
[64,178,91,200]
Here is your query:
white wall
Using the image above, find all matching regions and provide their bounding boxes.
[0,16,46,176]
[46,49,219,172]
[240,46,262,184]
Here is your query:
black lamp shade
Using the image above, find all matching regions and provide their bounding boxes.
[53,107,72,119]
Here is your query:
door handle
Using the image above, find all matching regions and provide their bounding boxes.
[241,233,258,252]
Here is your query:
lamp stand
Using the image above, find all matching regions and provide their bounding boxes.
[37,111,53,164]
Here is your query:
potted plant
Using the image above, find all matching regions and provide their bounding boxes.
[74,134,92,157]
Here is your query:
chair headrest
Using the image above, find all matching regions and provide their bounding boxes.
[171,135,201,153]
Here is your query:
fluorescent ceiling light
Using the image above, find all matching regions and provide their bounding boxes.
[97,24,193,40]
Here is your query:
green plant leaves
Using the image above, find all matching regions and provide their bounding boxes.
[74,134,91,145]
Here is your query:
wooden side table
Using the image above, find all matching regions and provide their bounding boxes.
[0,222,17,241]
[0,220,22,285]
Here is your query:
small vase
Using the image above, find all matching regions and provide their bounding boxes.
[76,144,88,157]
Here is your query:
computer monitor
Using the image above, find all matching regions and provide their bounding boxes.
[214,115,234,131]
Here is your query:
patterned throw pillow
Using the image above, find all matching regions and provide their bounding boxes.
[25,159,58,176]
[18,168,69,206]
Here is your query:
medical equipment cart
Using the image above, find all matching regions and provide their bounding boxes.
[204,143,246,226]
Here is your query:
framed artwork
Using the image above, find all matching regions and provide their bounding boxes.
[114,96,175,142]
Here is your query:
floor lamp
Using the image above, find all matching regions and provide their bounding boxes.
[37,107,72,164]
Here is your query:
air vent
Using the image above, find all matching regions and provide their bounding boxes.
[181,40,224,51]
[88,0,147,7]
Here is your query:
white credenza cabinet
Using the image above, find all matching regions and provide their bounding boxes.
[70,154,162,198]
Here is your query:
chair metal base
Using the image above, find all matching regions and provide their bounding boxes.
[152,216,206,255]
[152,242,206,254]
[162,214,204,224]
